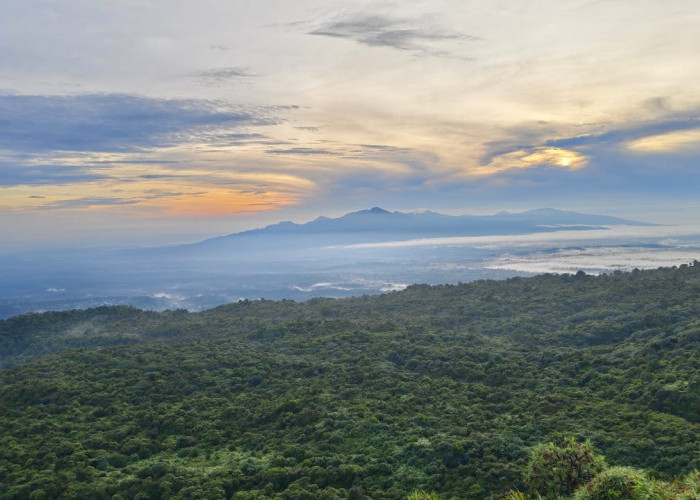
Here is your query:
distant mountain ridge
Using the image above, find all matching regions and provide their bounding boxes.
[194,207,652,249]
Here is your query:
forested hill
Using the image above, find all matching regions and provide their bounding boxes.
[1,264,699,498]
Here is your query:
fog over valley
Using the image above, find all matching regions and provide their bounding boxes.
[2,207,699,319]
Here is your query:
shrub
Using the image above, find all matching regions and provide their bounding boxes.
[525,438,606,497]
[571,466,670,500]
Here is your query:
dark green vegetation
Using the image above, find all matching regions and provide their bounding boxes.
[524,438,607,497]
[1,264,699,499]
[506,438,700,499]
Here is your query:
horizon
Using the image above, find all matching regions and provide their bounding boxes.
[0,204,683,255]
[2,1,700,251]
[2,200,700,319]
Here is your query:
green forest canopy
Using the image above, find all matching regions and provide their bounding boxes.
[1,264,699,498]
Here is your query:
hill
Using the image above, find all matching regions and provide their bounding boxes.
[1,264,699,498]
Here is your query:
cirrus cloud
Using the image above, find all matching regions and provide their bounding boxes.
[307,13,478,58]
[627,127,700,153]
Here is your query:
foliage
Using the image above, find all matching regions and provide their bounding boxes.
[678,470,700,498]
[568,466,665,499]
[1,264,699,498]
[503,490,533,500]
[570,466,700,500]
[407,491,440,499]
[517,444,700,500]
[525,438,606,497]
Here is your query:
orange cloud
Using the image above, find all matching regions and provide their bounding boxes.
[152,188,300,217]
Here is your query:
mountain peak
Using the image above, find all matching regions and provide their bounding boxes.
[368,207,390,214]
[346,207,391,217]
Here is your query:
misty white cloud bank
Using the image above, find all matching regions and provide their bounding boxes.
[331,224,700,250]
[484,247,700,275]
[328,223,700,277]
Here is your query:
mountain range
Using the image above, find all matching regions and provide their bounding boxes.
[168,207,651,255]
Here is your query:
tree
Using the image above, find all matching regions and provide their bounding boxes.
[570,466,667,500]
[525,438,606,498]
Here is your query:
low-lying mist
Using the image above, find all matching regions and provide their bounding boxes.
[2,208,699,319]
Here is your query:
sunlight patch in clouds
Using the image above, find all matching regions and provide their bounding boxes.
[478,147,588,175]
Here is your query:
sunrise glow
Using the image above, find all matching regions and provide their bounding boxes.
[0,1,699,246]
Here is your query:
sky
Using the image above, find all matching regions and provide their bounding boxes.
[2,0,700,250]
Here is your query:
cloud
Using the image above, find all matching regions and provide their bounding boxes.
[0,93,265,154]
[475,107,700,178]
[626,127,700,153]
[0,161,108,187]
[266,147,339,156]
[479,146,588,175]
[357,144,413,153]
[225,133,268,141]
[331,224,700,251]
[43,196,141,209]
[193,67,256,85]
[546,114,700,151]
[12,165,318,215]
[484,246,700,275]
[139,174,179,180]
[308,13,477,57]
[142,189,208,199]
